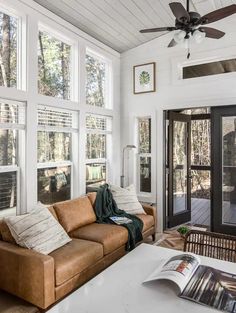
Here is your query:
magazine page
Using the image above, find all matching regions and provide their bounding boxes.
[181,265,236,313]
[143,254,200,293]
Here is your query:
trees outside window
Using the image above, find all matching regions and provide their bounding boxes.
[38,30,71,100]
[86,114,112,191]
[138,117,151,193]
[0,11,17,88]
[37,106,78,204]
[0,100,25,216]
[86,52,108,107]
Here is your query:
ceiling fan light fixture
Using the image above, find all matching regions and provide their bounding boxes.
[192,29,206,44]
[173,30,186,44]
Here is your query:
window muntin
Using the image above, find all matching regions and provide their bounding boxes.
[37,106,78,204]
[86,52,109,108]
[0,100,25,215]
[38,30,71,100]
[86,114,112,191]
[0,12,17,88]
[138,117,152,194]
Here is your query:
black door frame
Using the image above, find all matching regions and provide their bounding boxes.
[164,110,211,230]
[167,111,191,227]
[211,105,236,235]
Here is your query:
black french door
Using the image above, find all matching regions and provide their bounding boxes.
[212,106,236,235]
[168,112,191,227]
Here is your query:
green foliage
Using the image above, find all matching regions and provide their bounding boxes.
[139,71,150,86]
[177,226,190,236]
[86,54,106,107]
[38,31,71,100]
[0,12,17,88]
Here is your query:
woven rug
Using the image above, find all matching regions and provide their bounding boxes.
[153,226,207,251]
[153,230,185,251]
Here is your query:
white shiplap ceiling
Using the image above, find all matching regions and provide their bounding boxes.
[33,0,236,53]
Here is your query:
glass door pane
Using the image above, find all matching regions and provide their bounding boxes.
[168,112,191,228]
[222,116,236,225]
[173,121,188,214]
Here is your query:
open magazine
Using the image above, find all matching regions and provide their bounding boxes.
[143,254,236,313]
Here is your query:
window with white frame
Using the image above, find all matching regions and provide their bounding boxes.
[38,29,72,100]
[37,106,78,204]
[86,114,112,192]
[0,10,18,88]
[0,100,25,216]
[137,117,151,194]
[86,50,110,108]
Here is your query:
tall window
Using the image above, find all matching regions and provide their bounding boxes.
[86,51,110,108]
[37,106,78,204]
[0,100,25,216]
[138,117,151,193]
[0,11,18,88]
[86,114,112,192]
[38,30,71,100]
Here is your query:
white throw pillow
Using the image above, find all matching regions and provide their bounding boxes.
[4,204,71,255]
[110,184,146,215]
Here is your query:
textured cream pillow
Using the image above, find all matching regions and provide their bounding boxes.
[110,184,146,215]
[4,204,71,255]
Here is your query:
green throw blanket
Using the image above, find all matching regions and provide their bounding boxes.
[94,184,143,251]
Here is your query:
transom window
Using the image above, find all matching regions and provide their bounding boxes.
[37,106,78,204]
[38,30,71,100]
[0,100,25,216]
[86,50,110,108]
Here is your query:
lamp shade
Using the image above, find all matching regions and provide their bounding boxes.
[173,30,186,44]
[192,29,206,44]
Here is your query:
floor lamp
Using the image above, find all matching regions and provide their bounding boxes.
[120,145,136,188]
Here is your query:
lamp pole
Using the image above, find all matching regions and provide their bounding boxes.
[120,145,136,188]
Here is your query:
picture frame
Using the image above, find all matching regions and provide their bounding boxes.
[133,62,156,94]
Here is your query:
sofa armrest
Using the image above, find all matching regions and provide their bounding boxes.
[142,203,157,228]
[0,241,55,309]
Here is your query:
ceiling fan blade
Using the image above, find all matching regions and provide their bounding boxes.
[140,27,176,33]
[198,4,236,25]
[199,27,225,39]
[169,2,190,23]
[168,38,177,48]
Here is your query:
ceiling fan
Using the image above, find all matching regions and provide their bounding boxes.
[140,1,236,58]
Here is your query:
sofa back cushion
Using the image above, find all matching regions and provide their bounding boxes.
[0,219,16,244]
[87,192,97,208]
[53,196,96,233]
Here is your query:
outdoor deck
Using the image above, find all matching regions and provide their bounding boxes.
[174,196,236,226]
[174,197,210,226]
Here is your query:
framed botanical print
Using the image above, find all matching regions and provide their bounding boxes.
[133,62,156,94]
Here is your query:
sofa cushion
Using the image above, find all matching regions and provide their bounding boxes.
[53,196,96,233]
[87,192,97,208]
[110,184,146,215]
[70,223,128,255]
[0,219,16,244]
[136,214,154,232]
[50,238,103,286]
[4,204,72,255]
[47,206,59,221]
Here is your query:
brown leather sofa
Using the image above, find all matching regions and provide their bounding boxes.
[0,192,156,310]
